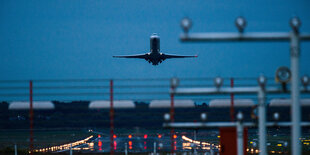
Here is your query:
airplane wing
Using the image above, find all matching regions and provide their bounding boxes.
[113,53,148,59]
[161,53,198,59]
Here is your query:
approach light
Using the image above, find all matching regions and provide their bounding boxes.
[201,113,207,121]
[235,16,247,33]
[181,17,192,33]
[273,112,280,121]
[236,111,244,122]
[214,77,223,88]
[171,77,179,88]
[290,17,301,32]
[257,75,267,88]
[164,113,171,121]
[276,67,291,83]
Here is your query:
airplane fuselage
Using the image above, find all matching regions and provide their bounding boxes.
[113,33,197,65]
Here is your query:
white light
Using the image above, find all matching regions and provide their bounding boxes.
[164,113,170,121]
[257,75,267,87]
[301,75,309,87]
[171,78,179,88]
[214,77,223,88]
[201,113,207,121]
[181,17,192,33]
[273,112,280,121]
[236,112,243,121]
[290,17,301,32]
[235,16,247,33]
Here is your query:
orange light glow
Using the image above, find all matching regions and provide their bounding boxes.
[158,134,162,138]
[173,134,177,139]
[128,134,132,139]
[113,134,117,139]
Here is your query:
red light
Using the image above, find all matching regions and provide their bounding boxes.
[98,134,101,138]
[113,134,117,139]
[144,146,147,150]
[173,134,177,139]
[158,134,162,138]
[129,141,132,146]
[144,134,148,139]
[98,140,102,147]
[129,146,132,150]
[128,134,132,139]
[114,141,117,150]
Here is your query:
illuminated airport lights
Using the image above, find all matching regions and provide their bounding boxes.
[113,134,117,139]
[144,134,148,139]
[128,134,132,139]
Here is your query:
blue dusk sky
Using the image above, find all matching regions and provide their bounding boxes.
[0,0,310,80]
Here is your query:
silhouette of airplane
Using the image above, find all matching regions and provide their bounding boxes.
[113,33,197,65]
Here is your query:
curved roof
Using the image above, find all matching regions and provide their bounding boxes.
[269,98,310,107]
[209,99,255,107]
[9,101,55,110]
[89,100,135,109]
[149,100,195,108]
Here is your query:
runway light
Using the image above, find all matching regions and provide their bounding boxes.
[98,134,101,138]
[128,134,132,139]
[144,134,148,139]
[113,134,117,139]
[173,134,177,139]
[158,134,162,139]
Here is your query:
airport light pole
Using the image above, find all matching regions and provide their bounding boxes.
[180,17,310,155]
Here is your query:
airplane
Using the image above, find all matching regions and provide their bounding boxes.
[113,33,197,65]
